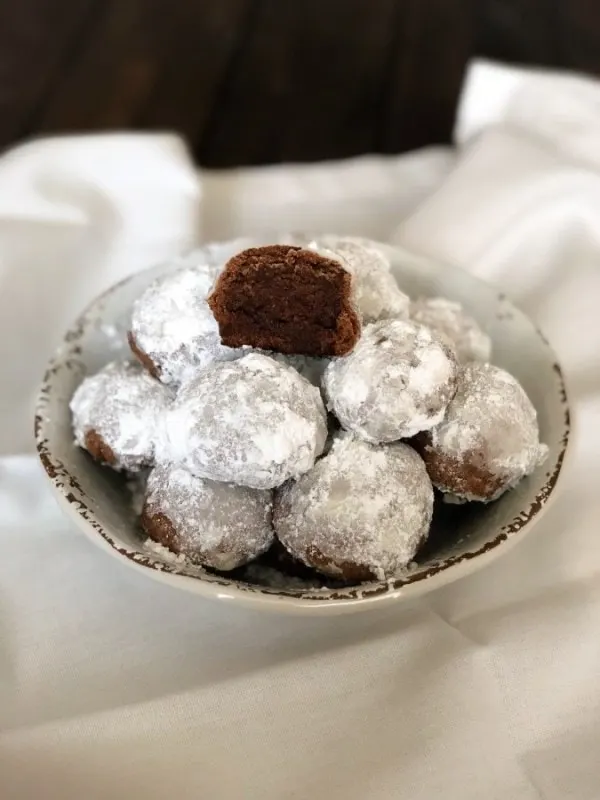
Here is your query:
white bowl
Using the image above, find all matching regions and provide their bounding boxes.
[35,239,571,615]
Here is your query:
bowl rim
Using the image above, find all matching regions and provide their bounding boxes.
[34,246,572,613]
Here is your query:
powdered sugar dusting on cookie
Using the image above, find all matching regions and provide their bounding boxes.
[274,434,433,580]
[70,361,173,471]
[323,319,458,443]
[411,297,492,364]
[163,353,328,489]
[129,265,241,387]
[142,463,273,571]
[308,236,410,323]
[427,363,548,500]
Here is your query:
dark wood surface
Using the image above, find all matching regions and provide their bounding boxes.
[1,0,599,167]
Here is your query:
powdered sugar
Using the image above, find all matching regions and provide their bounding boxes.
[268,353,330,387]
[309,236,410,323]
[274,433,434,580]
[129,265,241,387]
[70,361,173,471]
[426,362,548,500]
[410,297,492,364]
[323,319,458,443]
[162,353,328,489]
[142,463,273,571]
[144,537,188,566]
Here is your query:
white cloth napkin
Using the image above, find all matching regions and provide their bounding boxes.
[1,59,600,799]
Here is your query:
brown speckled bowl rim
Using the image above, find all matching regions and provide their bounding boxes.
[35,251,571,611]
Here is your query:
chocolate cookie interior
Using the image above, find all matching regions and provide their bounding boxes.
[208,245,360,356]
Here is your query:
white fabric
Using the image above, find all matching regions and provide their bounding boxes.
[0,141,451,457]
[1,58,600,799]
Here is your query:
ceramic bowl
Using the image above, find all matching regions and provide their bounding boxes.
[35,238,570,615]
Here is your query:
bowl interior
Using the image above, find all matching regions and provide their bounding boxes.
[35,239,570,609]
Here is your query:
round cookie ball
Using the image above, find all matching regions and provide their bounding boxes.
[309,236,410,323]
[416,362,548,502]
[70,361,172,471]
[128,264,239,387]
[141,463,273,571]
[274,434,434,581]
[323,319,458,443]
[163,353,328,489]
[410,297,492,364]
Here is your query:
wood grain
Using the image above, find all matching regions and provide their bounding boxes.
[0,0,99,144]
[0,0,599,165]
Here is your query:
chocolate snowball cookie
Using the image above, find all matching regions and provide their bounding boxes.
[70,361,172,471]
[410,297,492,364]
[274,433,434,582]
[163,353,328,489]
[323,319,458,443]
[415,362,548,501]
[142,463,273,571]
[128,263,239,387]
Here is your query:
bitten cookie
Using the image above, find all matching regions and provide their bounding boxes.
[208,245,361,356]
